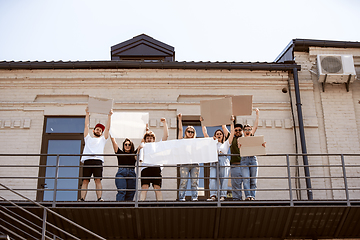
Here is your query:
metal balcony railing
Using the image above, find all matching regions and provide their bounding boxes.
[1,153,359,207]
[1,153,360,240]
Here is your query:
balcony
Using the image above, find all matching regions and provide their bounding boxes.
[0,153,360,239]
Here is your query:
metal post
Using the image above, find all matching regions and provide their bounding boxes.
[340,154,350,206]
[292,68,313,200]
[42,208,47,240]
[52,155,60,207]
[286,155,294,206]
[216,161,220,207]
[135,152,139,208]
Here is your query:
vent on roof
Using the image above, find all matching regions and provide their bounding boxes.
[317,54,357,91]
[111,34,175,61]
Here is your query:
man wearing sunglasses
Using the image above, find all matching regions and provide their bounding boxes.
[223,122,244,201]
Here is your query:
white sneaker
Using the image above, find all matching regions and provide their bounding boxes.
[179,198,186,202]
[207,196,216,201]
[191,198,198,201]
[220,197,225,201]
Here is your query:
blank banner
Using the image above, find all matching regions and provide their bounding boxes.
[143,138,218,165]
[110,112,149,139]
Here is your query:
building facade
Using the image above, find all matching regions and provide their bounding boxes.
[0,35,359,203]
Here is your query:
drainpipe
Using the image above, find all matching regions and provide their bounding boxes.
[292,67,313,200]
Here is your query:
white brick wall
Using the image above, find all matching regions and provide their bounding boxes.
[0,61,359,202]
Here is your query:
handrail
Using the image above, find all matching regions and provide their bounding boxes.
[1,153,360,205]
[0,183,106,240]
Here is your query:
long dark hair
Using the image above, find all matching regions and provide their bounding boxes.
[122,138,135,153]
[214,129,225,143]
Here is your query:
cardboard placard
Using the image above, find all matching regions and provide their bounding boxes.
[238,135,266,157]
[200,98,233,126]
[231,95,253,116]
[88,96,114,115]
[110,112,149,139]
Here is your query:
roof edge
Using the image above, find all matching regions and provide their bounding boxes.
[0,61,301,71]
[275,38,360,62]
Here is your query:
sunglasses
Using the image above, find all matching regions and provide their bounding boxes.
[244,129,252,132]
[186,130,195,134]
[124,143,131,146]
[235,129,242,132]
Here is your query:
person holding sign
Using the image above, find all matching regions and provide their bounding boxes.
[177,113,200,201]
[138,118,169,201]
[237,108,265,201]
[110,137,138,201]
[79,107,112,202]
[202,115,235,201]
[223,123,244,201]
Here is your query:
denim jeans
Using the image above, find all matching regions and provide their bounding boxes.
[179,164,200,200]
[231,165,243,200]
[115,167,136,201]
[240,156,258,199]
[209,156,230,198]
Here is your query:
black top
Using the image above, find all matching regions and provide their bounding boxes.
[116,148,137,167]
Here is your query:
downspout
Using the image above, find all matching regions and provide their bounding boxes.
[287,78,301,200]
[292,67,313,200]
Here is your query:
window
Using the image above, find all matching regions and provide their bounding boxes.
[37,117,85,201]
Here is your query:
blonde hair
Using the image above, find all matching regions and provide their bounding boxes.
[184,126,196,138]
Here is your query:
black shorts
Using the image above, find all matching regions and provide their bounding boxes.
[82,159,103,181]
[141,167,162,187]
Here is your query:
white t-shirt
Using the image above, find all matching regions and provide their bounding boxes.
[217,139,230,155]
[81,134,108,163]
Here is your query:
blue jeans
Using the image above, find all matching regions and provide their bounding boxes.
[209,156,230,198]
[179,164,200,200]
[240,156,258,199]
[231,165,243,200]
[115,167,136,201]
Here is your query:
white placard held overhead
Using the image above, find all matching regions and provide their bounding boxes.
[88,96,114,115]
[110,112,149,139]
[142,138,218,166]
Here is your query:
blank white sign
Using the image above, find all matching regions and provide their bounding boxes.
[143,138,218,165]
[88,96,114,115]
[110,112,149,139]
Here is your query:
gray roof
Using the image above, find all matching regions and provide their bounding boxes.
[275,38,360,63]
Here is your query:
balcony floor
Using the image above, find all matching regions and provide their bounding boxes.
[1,200,360,239]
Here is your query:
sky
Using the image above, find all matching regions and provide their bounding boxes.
[0,0,360,63]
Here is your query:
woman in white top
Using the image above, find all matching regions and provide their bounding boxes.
[202,115,235,201]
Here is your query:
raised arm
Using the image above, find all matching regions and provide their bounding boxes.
[110,136,119,153]
[84,107,89,137]
[177,113,183,139]
[104,109,113,139]
[251,108,259,136]
[200,116,209,138]
[227,115,235,144]
[161,118,169,141]
[222,124,230,139]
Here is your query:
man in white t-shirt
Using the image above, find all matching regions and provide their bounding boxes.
[79,107,112,202]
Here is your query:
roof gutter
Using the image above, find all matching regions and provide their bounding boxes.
[0,61,301,71]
